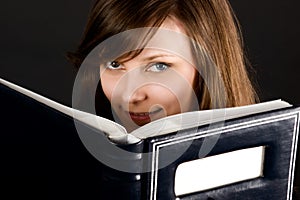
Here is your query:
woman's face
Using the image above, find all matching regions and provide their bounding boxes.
[100,18,198,131]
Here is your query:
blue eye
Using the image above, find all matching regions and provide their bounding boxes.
[106,61,122,70]
[147,63,170,72]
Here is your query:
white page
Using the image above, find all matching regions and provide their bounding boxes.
[132,100,292,139]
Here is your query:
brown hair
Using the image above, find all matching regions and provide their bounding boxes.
[68,0,259,116]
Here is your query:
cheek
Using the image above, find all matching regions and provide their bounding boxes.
[180,66,197,86]
[147,71,198,114]
[100,74,117,102]
[146,85,181,114]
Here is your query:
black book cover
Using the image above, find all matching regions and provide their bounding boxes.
[143,106,300,199]
[0,82,143,199]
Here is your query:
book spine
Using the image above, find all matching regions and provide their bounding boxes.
[98,140,144,200]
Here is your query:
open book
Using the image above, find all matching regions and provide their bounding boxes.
[0,78,292,144]
[0,77,299,199]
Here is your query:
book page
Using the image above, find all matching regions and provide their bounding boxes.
[131,100,292,139]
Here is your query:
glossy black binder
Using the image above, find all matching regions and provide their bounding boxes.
[143,107,300,199]
[0,82,299,200]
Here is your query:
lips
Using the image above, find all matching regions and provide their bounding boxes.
[128,108,163,125]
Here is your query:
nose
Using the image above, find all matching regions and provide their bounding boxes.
[127,88,147,104]
[119,69,147,105]
[121,85,147,104]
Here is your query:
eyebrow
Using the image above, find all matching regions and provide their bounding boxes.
[142,54,176,62]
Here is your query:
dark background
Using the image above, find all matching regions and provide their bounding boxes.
[0,0,299,106]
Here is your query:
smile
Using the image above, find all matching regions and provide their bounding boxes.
[129,108,162,116]
[128,108,163,125]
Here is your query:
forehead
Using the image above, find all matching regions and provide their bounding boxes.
[160,16,187,35]
[101,17,192,63]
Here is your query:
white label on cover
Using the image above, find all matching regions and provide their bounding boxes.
[174,146,265,196]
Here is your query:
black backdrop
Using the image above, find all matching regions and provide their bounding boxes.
[230,0,300,105]
[0,0,299,105]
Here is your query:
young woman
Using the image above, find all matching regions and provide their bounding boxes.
[68,0,258,131]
